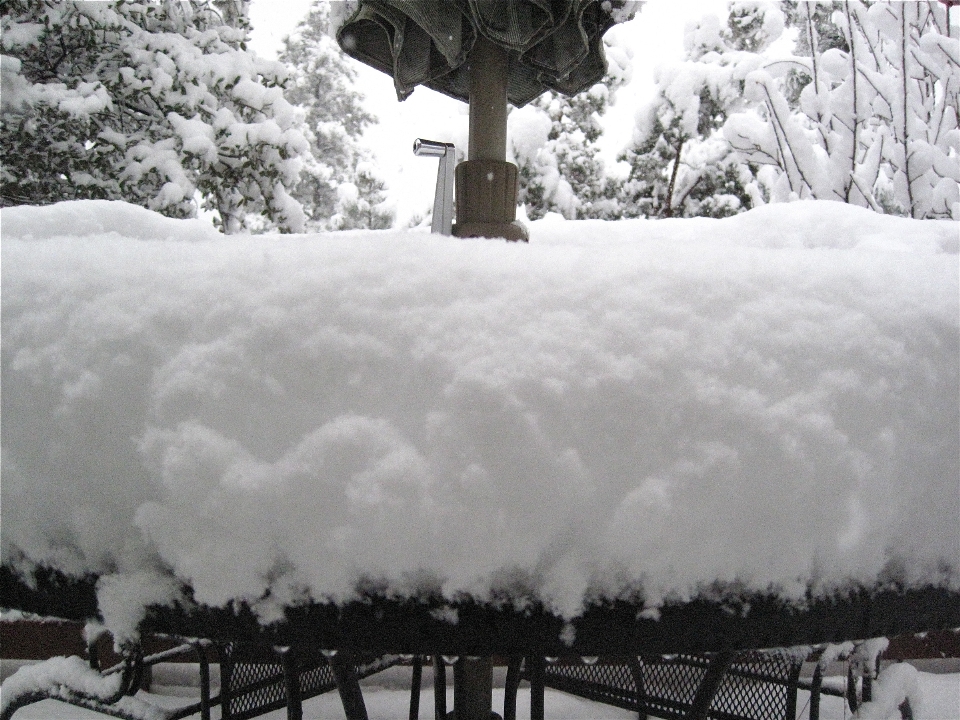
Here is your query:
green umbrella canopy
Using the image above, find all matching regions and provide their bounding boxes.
[336,0,639,107]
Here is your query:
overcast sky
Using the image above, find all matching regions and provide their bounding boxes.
[247,1,734,225]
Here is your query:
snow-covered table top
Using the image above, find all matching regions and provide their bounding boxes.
[2,200,957,648]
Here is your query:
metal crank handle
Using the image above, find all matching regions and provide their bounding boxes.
[413,138,456,236]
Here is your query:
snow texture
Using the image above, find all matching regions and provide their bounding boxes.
[1,199,958,631]
[852,663,922,719]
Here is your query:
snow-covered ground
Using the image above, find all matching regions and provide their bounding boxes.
[4,663,959,720]
[2,199,957,639]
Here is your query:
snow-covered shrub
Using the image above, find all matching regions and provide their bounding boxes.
[0,0,309,232]
[725,0,959,219]
[330,161,394,230]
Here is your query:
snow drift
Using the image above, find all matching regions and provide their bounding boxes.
[2,199,957,633]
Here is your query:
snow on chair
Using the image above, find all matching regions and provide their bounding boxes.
[0,624,405,720]
[1,637,214,720]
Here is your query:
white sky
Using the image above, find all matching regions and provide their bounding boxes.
[247,1,733,225]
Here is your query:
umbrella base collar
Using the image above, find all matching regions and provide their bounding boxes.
[453,220,529,242]
[454,160,529,242]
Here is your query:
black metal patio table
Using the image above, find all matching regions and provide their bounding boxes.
[3,566,959,720]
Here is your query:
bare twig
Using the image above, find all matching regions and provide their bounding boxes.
[663,136,685,217]
[900,4,917,216]
[845,1,860,203]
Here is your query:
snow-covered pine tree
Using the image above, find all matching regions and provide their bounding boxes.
[618,2,781,219]
[724,0,959,219]
[279,1,393,230]
[331,160,394,230]
[509,36,633,220]
[779,0,852,106]
[0,0,308,233]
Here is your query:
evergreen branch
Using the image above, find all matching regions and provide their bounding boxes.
[673,172,704,213]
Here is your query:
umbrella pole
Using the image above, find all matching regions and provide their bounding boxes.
[468,36,507,163]
[453,657,495,720]
[451,36,524,719]
[453,36,528,241]
[449,42,522,708]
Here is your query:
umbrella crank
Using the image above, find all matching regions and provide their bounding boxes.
[412,41,527,242]
[413,138,456,235]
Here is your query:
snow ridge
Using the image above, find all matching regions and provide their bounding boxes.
[2,199,957,633]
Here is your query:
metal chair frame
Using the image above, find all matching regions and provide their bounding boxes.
[1,637,212,720]
[1,635,403,720]
[502,652,808,720]
[0,629,909,720]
